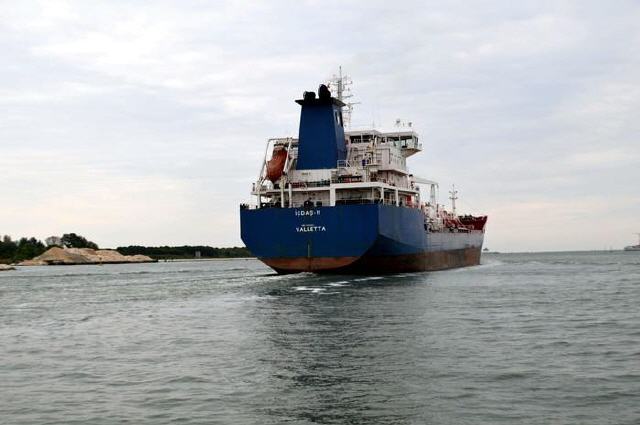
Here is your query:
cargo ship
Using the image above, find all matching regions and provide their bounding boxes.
[240,72,487,274]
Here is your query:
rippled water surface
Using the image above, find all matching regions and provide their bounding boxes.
[1,252,639,424]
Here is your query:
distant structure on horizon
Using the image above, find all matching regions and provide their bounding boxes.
[624,233,640,251]
[45,236,62,247]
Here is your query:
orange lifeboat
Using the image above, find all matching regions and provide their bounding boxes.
[266,147,287,182]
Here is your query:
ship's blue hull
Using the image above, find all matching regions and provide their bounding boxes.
[240,204,484,273]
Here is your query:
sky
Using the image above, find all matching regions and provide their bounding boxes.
[1,0,639,252]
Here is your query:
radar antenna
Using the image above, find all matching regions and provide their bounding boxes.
[327,66,359,128]
[394,118,413,128]
[449,185,458,215]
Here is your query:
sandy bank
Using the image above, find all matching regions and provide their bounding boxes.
[18,247,156,266]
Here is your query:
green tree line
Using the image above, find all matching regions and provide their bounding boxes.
[116,245,252,260]
[1,233,251,263]
[0,236,46,264]
[0,233,99,264]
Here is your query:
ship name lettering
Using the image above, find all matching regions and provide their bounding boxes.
[296,225,327,233]
[295,210,321,217]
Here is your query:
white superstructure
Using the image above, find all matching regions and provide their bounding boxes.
[250,126,462,232]
[245,69,478,233]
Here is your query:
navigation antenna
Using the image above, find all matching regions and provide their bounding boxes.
[449,185,458,215]
[327,66,359,128]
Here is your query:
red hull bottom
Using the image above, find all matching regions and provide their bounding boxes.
[261,256,360,273]
[260,247,482,274]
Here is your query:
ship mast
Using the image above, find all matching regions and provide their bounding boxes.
[327,66,358,128]
[449,185,458,215]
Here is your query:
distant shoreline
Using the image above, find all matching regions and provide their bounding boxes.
[482,249,626,254]
[159,257,255,262]
[6,257,257,268]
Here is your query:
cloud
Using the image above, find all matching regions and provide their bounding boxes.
[1,0,639,250]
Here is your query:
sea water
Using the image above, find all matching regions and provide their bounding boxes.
[1,252,639,424]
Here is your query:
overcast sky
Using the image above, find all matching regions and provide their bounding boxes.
[1,0,639,252]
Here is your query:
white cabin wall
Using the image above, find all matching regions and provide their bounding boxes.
[288,169,332,182]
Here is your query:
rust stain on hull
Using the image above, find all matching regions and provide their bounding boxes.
[259,247,481,274]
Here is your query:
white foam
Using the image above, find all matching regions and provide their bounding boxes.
[353,276,384,282]
[293,286,326,293]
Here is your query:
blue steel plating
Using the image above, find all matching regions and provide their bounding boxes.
[241,205,483,260]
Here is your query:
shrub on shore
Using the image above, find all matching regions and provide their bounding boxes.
[0,236,46,264]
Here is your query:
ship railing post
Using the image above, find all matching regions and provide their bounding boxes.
[288,183,293,208]
[395,189,399,206]
[283,137,294,174]
[430,184,437,207]
[280,180,285,208]
[330,187,336,206]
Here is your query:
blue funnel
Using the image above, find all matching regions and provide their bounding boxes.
[295,85,346,170]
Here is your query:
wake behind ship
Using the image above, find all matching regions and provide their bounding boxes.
[240,73,487,274]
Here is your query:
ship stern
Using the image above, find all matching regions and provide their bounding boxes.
[240,204,379,273]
